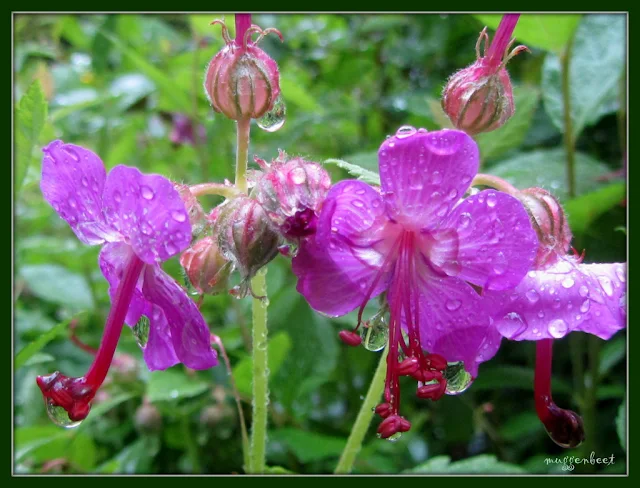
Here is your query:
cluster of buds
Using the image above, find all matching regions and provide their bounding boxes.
[204,18,283,121]
[442,15,529,135]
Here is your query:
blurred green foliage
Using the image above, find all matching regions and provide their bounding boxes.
[14,13,626,474]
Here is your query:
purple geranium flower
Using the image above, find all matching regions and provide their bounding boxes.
[292,126,538,438]
[36,140,217,424]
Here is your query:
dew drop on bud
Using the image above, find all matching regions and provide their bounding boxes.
[257,95,286,132]
[45,398,83,429]
[360,313,389,352]
[444,361,474,395]
[386,432,403,442]
[133,315,150,348]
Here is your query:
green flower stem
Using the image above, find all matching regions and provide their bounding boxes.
[249,267,269,473]
[561,39,576,198]
[334,344,389,474]
[235,117,251,194]
[471,173,518,195]
[189,182,242,199]
[581,335,601,469]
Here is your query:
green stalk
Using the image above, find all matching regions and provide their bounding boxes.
[249,267,269,473]
[580,336,601,470]
[561,39,576,198]
[235,117,251,194]
[334,345,389,474]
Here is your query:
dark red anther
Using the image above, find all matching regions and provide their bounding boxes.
[374,402,393,419]
[397,357,420,376]
[416,379,446,400]
[398,417,411,432]
[339,330,362,347]
[426,353,447,371]
[411,369,441,383]
[377,415,410,439]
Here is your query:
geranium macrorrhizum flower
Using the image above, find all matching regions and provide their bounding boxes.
[36,140,217,424]
[293,127,538,438]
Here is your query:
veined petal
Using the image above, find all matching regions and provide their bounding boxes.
[98,241,151,327]
[378,129,478,228]
[144,305,180,371]
[142,265,217,370]
[41,140,119,245]
[440,190,537,290]
[488,260,626,341]
[102,165,192,264]
[414,274,502,377]
[292,179,393,316]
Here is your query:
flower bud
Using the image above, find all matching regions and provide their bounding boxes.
[134,401,163,434]
[170,113,206,146]
[214,197,281,293]
[204,20,282,121]
[253,151,331,240]
[516,188,572,268]
[174,183,207,238]
[441,25,528,135]
[180,236,233,295]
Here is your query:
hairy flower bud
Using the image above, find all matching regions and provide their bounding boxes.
[180,236,233,295]
[442,22,528,135]
[516,188,572,268]
[253,151,331,241]
[214,197,280,295]
[204,20,282,121]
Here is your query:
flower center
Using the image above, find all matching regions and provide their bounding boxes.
[281,208,317,239]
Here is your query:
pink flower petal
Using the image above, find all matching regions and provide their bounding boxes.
[440,190,538,290]
[142,265,217,370]
[414,274,502,377]
[378,129,478,228]
[102,165,192,264]
[487,260,626,341]
[98,242,151,327]
[293,179,392,317]
[144,305,180,371]
[41,140,119,245]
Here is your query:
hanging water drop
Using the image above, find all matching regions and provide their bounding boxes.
[360,311,389,352]
[444,361,473,395]
[133,315,150,348]
[548,319,568,339]
[257,95,286,132]
[386,432,403,442]
[45,398,84,429]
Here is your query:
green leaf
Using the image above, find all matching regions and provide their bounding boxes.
[324,158,380,186]
[280,76,321,112]
[475,14,581,53]
[190,14,232,37]
[147,368,209,403]
[98,29,191,113]
[269,428,346,463]
[500,412,543,442]
[96,437,160,474]
[598,335,626,378]
[15,81,48,195]
[473,365,571,393]
[232,331,292,397]
[542,15,625,139]
[616,400,626,452]
[82,392,137,422]
[15,425,96,471]
[564,182,626,236]
[476,85,539,162]
[264,465,295,474]
[488,148,610,200]
[19,264,94,311]
[15,316,74,370]
[407,454,526,474]
[92,15,118,75]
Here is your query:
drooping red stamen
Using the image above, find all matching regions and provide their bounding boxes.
[535,339,585,448]
[36,252,145,424]
[485,14,520,69]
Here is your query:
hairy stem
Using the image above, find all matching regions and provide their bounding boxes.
[334,345,389,474]
[189,182,242,199]
[471,173,518,195]
[235,117,251,193]
[249,267,269,473]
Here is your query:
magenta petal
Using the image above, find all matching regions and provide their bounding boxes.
[440,190,537,290]
[142,265,217,370]
[144,305,180,371]
[41,140,119,245]
[488,260,626,341]
[415,275,502,377]
[292,236,390,317]
[102,165,192,264]
[98,242,151,327]
[378,129,478,227]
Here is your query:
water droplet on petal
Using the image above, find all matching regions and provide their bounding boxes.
[81,177,89,187]
[45,399,84,428]
[165,242,178,255]
[445,299,461,311]
[141,223,152,235]
[113,191,122,203]
[493,252,507,275]
[448,189,458,200]
[141,186,154,200]
[579,285,589,297]
[548,319,568,339]
[352,199,364,208]
[562,277,575,289]
[257,95,286,132]
[458,212,472,229]
[431,171,442,184]
[486,192,497,207]
[395,125,417,138]
[409,181,424,190]
[580,300,590,313]
[616,265,626,283]
[598,276,614,296]
[526,289,540,303]
[500,312,527,339]
[68,198,77,208]
[444,361,474,395]
[360,313,388,352]
[133,315,150,347]
[172,210,186,222]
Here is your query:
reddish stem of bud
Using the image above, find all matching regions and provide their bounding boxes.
[235,14,252,45]
[486,14,520,68]
[535,339,585,448]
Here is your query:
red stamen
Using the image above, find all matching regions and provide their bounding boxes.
[339,330,362,347]
[535,339,585,448]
